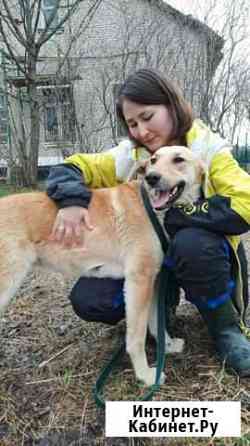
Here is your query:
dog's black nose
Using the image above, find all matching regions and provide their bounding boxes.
[145,172,161,187]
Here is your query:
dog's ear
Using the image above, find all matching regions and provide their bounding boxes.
[197,159,206,182]
[126,159,149,181]
[192,154,206,182]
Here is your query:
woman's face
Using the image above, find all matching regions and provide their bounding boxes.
[122,99,174,153]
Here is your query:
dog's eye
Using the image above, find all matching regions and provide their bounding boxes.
[173,156,185,164]
[150,156,158,165]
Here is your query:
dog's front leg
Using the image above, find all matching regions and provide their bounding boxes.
[124,273,165,386]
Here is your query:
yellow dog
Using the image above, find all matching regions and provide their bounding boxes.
[0,146,204,385]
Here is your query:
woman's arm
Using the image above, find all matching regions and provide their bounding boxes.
[47,139,136,203]
[164,150,250,237]
[46,140,136,245]
[47,163,92,208]
[47,163,94,245]
[164,195,249,237]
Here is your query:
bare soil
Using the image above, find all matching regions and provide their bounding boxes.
[0,236,250,446]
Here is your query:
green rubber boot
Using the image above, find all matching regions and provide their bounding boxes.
[198,300,250,377]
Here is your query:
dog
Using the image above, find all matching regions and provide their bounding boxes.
[0,146,204,386]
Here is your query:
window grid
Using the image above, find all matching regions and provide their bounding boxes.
[43,86,76,143]
[0,94,8,144]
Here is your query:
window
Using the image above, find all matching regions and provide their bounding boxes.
[42,86,76,143]
[39,0,61,31]
[43,0,59,28]
[0,94,8,145]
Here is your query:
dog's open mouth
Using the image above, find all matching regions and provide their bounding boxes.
[151,181,185,210]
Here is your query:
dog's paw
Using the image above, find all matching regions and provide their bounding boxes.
[165,337,185,354]
[139,368,166,386]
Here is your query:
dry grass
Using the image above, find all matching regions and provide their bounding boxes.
[0,237,250,445]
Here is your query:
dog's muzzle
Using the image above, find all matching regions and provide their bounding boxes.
[145,172,161,187]
[145,173,186,210]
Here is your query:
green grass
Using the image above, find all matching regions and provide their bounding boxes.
[0,183,41,197]
[0,183,16,197]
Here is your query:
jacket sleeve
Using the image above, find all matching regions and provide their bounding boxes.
[209,149,250,225]
[46,140,136,208]
[46,163,92,208]
[164,195,249,238]
[164,150,250,237]
[64,152,117,188]
[63,139,136,188]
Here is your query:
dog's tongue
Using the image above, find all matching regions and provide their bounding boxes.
[152,190,171,208]
[152,186,178,209]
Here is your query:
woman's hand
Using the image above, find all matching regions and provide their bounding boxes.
[50,206,94,247]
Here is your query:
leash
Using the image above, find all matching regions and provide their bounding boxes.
[93,184,175,408]
[140,184,170,253]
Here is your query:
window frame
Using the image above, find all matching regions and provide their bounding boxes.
[38,0,63,33]
[0,93,9,145]
[40,84,76,143]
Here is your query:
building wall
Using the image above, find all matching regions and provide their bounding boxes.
[1,0,223,164]
[48,0,214,154]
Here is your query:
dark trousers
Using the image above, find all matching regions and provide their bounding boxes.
[69,228,248,325]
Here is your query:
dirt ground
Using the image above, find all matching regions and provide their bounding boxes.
[0,236,250,446]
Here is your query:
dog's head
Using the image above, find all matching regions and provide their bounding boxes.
[133,146,205,210]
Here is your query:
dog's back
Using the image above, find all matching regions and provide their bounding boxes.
[0,192,57,242]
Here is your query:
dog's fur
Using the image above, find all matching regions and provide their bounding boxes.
[0,146,204,385]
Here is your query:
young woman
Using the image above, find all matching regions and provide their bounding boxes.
[47,68,250,376]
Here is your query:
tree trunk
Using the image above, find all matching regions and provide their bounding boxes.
[27,53,40,187]
[28,84,40,187]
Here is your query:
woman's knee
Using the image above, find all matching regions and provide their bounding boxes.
[69,276,125,325]
[170,228,230,266]
[169,228,232,299]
